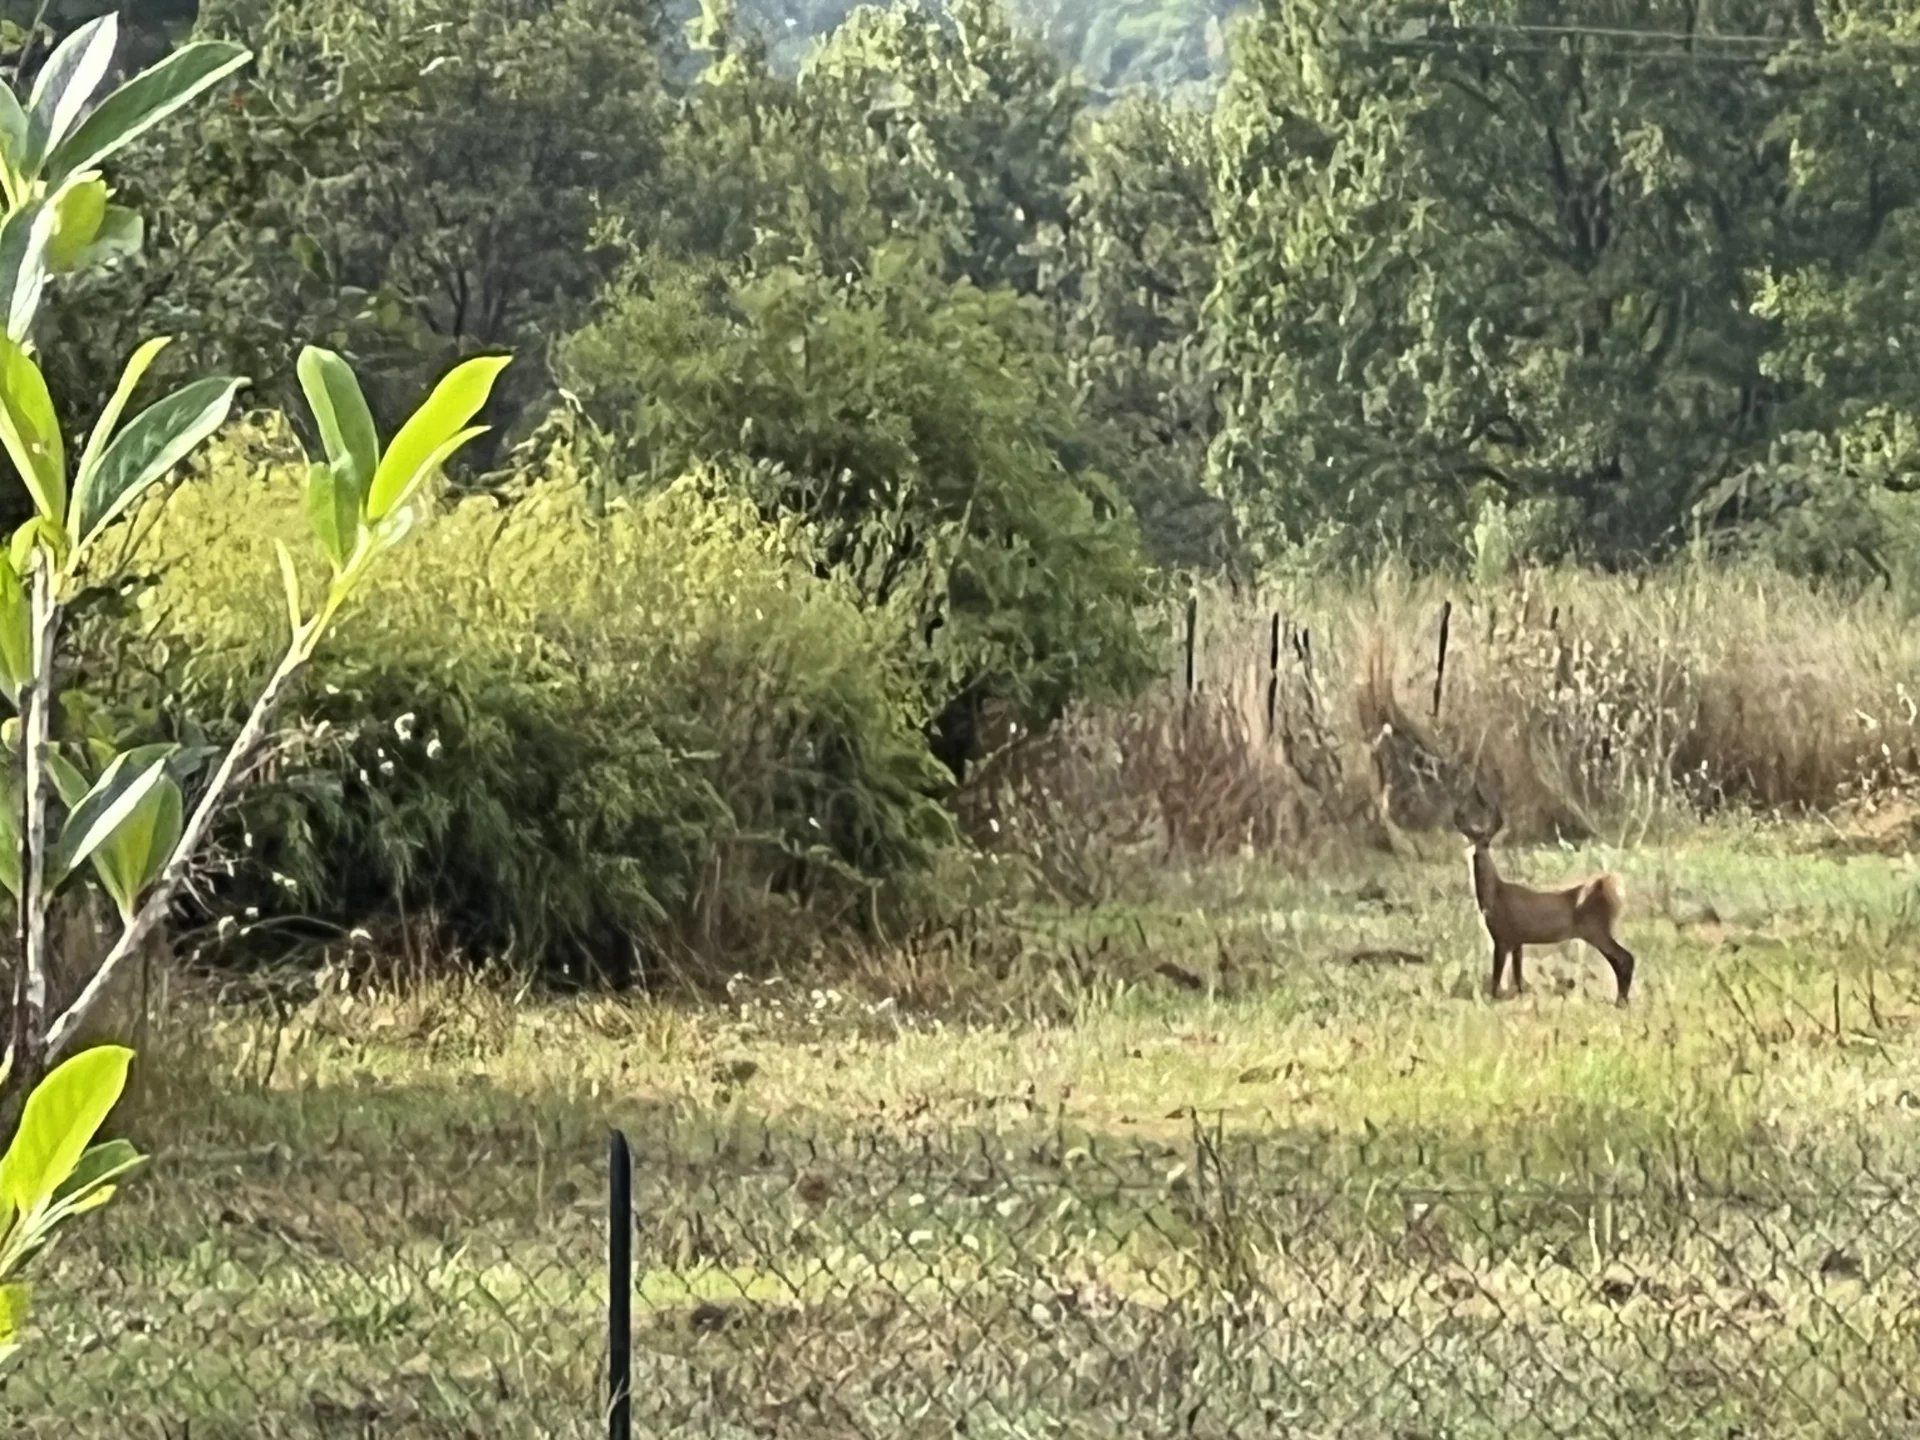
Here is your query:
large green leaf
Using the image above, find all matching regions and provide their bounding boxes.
[42,1138,143,1226]
[22,15,116,177]
[43,41,251,189]
[44,174,107,272]
[75,337,168,494]
[92,771,181,920]
[305,461,359,572]
[43,750,86,809]
[71,375,243,544]
[297,346,378,492]
[365,354,510,520]
[0,202,55,343]
[376,425,484,535]
[0,548,25,705]
[48,751,168,886]
[0,1046,131,1223]
[0,337,63,528]
[274,539,302,632]
[0,87,28,179]
[0,769,18,900]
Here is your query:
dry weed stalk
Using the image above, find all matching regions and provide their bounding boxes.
[965,565,1920,897]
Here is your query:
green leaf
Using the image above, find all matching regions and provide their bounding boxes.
[92,770,180,920]
[0,337,63,527]
[71,375,243,544]
[75,336,169,497]
[38,1141,141,1231]
[0,1046,131,1222]
[0,1281,26,1348]
[274,539,302,632]
[43,41,251,189]
[8,519,48,575]
[72,205,140,271]
[44,175,107,272]
[48,751,168,886]
[297,346,378,492]
[0,86,28,176]
[43,750,85,809]
[23,15,116,177]
[0,548,25,705]
[376,425,484,529]
[305,462,359,572]
[48,1138,142,1211]
[0,770,18,900]
[365,354,509,520]
[0,202,55,343]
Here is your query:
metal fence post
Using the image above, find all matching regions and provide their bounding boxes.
[608,1128,632,1440]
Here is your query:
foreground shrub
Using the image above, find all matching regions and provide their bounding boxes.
[83,426,951,978]
[0,1047,142,1364]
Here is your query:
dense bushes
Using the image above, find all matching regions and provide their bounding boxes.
[80,425,950,977]
[559,245,1161,773]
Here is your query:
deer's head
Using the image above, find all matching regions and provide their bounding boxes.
[1451,783,1505,851]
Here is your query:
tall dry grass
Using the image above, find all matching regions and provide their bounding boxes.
[960,562,1920,893]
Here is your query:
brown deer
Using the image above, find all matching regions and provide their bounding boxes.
[1455,799,1635,1006]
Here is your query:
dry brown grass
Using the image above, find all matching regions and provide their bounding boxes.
[961,562,1920,889]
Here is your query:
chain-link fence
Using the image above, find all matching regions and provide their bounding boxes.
[7,1115,1920,1437]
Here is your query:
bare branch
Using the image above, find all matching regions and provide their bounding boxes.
[41,635,312,1067]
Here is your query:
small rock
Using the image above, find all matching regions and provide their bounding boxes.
[1668,890,1722,927]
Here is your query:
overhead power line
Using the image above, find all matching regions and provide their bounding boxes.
[1332,18,1920,69]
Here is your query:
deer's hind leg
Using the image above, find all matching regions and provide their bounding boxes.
[1591,937,1635,1006]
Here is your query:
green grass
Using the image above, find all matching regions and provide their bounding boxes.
[8,821,1920,1436]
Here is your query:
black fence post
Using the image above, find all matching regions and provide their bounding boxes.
[1265,610,1281,739]
[608,1129,632,1440]
[1182,591,1199,700]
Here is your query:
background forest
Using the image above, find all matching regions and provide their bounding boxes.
[1,0,1917,985]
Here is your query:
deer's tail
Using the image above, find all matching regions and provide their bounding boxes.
[1593,872,1625,922]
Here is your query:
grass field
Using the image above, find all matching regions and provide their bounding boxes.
[8,819,1920,1436]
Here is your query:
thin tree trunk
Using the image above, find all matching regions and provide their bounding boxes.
[7,570,59,1117]
[39,640,309,1069]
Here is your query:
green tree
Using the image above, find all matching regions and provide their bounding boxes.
[1741,1,1920,571]
[42,0,670,429]
[672,0,1083,298]
[559,242,1157,773]
[1058,91,1232,567]
[1210,2,1808,565]
[1012,0,1235,100]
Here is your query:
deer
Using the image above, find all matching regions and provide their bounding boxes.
[1454,797,1636,1006]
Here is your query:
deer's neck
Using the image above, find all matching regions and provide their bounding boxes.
[1469,844,1500,913]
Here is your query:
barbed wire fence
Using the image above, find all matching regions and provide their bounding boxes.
[6,1111,1920,1437]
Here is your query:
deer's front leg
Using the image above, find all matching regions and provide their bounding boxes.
[1488,938,1508,999]
[1510,945,1526,995]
